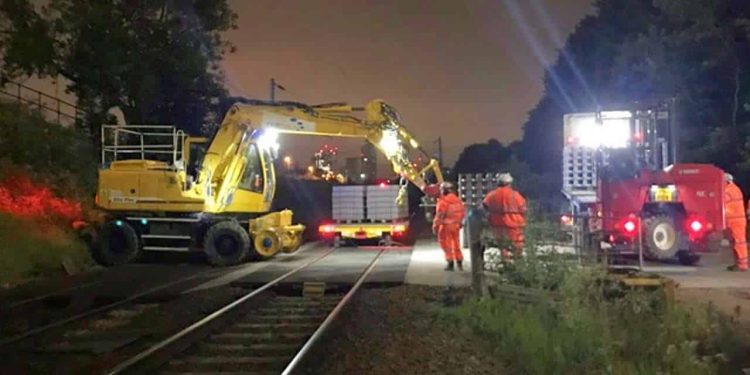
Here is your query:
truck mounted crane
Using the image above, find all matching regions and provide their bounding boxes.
[90,99,443,266]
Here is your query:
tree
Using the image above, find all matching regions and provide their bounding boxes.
[0,0,237,139]
[453,139,512,174]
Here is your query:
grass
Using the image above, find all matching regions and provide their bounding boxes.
[0,214,92,287]
[445,218,750,375]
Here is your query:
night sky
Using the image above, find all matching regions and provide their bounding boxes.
[223,0,594,170]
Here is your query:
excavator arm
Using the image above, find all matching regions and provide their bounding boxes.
[202,98,443,209]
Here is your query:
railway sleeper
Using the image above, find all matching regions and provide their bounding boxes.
[210,331,309,343]
[199,342,300,356]
[164,355,289,372]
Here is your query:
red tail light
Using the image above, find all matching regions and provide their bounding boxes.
[689,220,703,233]
[623,219,637,234]
[319,224,335,233]
[391,224,407,236]
[686,216,707,241]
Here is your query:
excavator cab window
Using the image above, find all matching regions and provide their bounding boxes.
[238,144,264,193]
[187,142,206,180]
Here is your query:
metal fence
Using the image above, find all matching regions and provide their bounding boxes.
[0,80,83,126]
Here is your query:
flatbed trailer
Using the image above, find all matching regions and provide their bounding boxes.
[320,184,409,246]
[319,220,409,246]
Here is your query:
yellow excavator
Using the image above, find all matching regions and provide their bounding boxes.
[90,99,443,266]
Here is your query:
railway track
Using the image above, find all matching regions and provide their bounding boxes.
[106,248,384,375]
[0,267,223,347]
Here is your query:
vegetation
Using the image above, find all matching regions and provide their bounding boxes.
[0,102,94,286]
[0,0,237,138]
[0,213,91,287]
[0,101,95,200]
[445,227,750,375]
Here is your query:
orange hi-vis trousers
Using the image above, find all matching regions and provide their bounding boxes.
[438,223,463,262]
[490,226,525,255]
[728,218,749,270]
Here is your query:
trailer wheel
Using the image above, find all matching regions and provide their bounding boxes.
[91,220,141,266]
[204,221,250,266]
[643,216,681,260]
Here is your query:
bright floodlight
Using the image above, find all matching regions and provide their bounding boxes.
[564,111,631,149]
[379,130,400,157]
[257,128,279,152]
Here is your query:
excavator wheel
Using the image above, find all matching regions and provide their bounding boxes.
[281,232,303,253]
[91,220,141,266]
[643,215,681,260]
[204,221,251,266]
[251,230,282,259]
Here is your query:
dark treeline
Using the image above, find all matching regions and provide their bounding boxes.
[456,0,750,197]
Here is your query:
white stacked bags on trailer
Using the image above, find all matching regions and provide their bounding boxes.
[332,185,366,222]
[366,185,408,221]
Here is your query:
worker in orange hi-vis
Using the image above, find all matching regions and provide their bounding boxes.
[432,182,466,271]
[724,173,748,272]
[483,173,527,256]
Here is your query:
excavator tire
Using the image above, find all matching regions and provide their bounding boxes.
[643,215,681,260]
[91,220,141,266]
[204,221,251,266]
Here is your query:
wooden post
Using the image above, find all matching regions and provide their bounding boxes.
[467,207,487,297]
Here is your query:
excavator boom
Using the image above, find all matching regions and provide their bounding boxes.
[205,99,443,205]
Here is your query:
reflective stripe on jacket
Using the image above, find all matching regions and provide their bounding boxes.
[483,186,527,228]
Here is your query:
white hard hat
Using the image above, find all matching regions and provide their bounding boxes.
[725,173,734,182]
[498,173,513,184]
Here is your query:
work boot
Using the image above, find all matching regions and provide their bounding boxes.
[727,265,748,272]
[444,261,455,271]
[456,260,464,271]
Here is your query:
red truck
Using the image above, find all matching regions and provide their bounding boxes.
[564,102,727,265]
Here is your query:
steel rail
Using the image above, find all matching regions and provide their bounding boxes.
[0,268,221,347]
[281,249,384,375]
[106,247,337,375]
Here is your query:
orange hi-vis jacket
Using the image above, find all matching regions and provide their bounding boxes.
[433,193,465,228]
[483,186,527,228]
[725,182,746,223]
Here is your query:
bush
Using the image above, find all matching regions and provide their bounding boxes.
[0,101,95,201]
[0,214,92,287]
[447,218,750,374]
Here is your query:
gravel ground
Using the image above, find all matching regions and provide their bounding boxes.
[303,285,507,375]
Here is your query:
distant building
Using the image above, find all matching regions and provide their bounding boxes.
[313,144,338,173]
[362,143,377,181]
[344,143,378,183]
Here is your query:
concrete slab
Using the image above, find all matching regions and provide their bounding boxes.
[185,242,321,293]
[230,245,412,286]
[404,239,471,287]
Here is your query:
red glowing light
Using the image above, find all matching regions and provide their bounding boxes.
[392,224,407,236]
[623,220,637,233]
[319,224,335,233]
[0,173,82,224]
[689,220,703,233]
[633,132,643,142]
[379,182,387,188]
[566,136,576,145]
